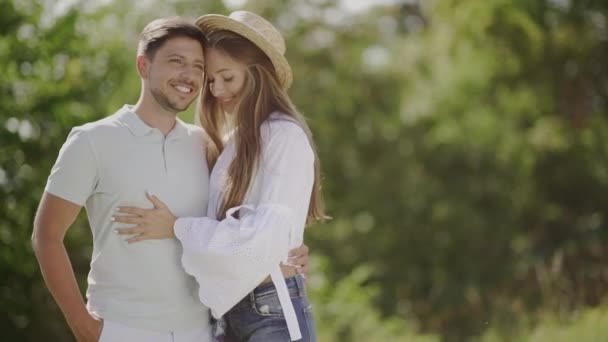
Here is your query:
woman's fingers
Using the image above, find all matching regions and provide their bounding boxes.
[146,192,167,209]
[126,234,148,244]
[114,227,144,235]
[112,215,143,225]
[288,244,309,258]
[111,196,174,243]
[116,206,147,216]
[116,227,147,244]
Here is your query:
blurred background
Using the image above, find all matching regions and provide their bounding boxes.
[2,0,608,341]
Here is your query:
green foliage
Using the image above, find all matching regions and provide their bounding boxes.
[2,0,608,341]
[390,1,608,338]
[478,306,608,342]
[309,255,439,341]
[289,0,608,339]
[0,1,134,339]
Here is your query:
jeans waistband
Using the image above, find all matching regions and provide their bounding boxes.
[254,274,307,298]
[232,274,307,310]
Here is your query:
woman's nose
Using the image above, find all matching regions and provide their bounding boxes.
[210,81,224,96]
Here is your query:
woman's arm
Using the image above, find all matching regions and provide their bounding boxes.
[114,121,314,257]
[175,122,314,255]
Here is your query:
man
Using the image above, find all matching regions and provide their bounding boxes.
[32,17,308,342]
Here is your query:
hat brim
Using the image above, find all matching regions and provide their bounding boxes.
[195,14,293,89]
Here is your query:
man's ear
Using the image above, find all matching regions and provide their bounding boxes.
[136,55,149,78]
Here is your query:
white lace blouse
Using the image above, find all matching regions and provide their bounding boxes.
[173,113,314,341]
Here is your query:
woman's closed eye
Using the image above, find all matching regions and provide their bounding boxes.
[207,76,233,84]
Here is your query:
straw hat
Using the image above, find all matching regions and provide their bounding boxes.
[196,11,293,89]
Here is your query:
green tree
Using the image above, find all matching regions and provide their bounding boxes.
[0,1,138,339]
[298,0,608,339]
[4,0,608,340]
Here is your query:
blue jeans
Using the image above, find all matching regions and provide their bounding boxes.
[214,274,317,341]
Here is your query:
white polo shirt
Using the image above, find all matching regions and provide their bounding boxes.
[45,105,210,332]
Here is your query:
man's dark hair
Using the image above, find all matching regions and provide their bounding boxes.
[137,17,206,60]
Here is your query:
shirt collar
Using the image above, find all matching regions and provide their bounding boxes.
[168,117,189,140]
[116,105,189,139]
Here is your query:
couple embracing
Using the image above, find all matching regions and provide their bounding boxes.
[33,10,324,342]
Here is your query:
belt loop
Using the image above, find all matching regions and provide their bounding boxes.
[297,274,306,297]
[293,275,300,296]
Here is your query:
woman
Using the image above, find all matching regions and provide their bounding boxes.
[113,11,325,341]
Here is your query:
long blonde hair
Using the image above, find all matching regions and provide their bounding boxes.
[198,30,326,223]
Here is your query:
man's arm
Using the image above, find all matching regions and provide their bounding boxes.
[32,192,102,342]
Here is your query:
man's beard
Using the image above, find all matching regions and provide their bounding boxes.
[151,87,191,113]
